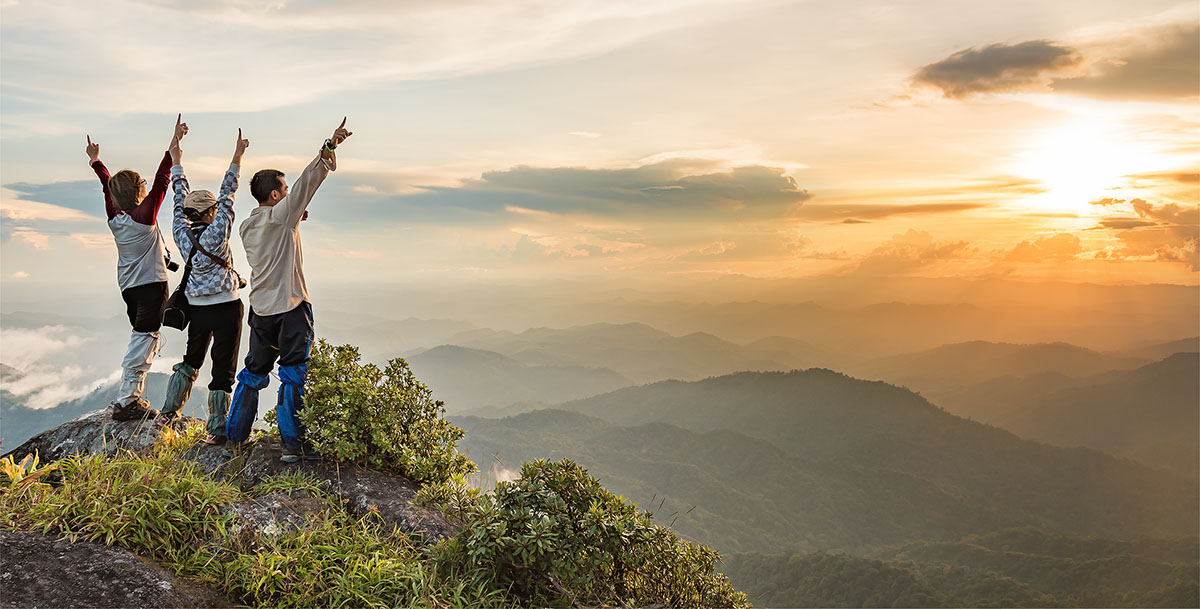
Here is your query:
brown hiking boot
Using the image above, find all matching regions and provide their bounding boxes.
[110,398,159,422]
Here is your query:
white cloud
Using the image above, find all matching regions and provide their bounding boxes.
[10,271,29,279]
[0,195,96,222]
[0,365,113,411]
[69,233,112,249]
[9,227,51,250]
[0,325,92,369]
[1,0,767,116]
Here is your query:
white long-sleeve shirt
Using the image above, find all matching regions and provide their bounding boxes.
[239,152,333,316]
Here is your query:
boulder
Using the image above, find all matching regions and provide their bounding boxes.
[5,408,171,460]
[0,528,235,609]
[4,412,458,544]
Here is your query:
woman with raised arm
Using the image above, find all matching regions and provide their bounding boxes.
[156,128,249,443]
[86,115,186,421]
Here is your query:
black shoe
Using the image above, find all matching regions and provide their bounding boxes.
[111,398,159,422]
[221,439,254,458]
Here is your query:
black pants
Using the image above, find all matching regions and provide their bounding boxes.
[121,281,168,332]
[245,301,314,375]
[184,299,244,392]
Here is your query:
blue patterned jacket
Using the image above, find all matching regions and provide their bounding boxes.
[171,163,243,301]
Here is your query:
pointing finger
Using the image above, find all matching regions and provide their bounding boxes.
[338,117,346,129]
[176,113,182,126]
[87,135,93,145]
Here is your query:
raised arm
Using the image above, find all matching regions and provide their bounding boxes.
[210,129,248,235]
[170,136,191,252]
[273,118,352,227]
[86,135,117,219]
[132,114,187,225]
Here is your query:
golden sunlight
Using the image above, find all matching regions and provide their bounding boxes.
[1014,122,1169,214]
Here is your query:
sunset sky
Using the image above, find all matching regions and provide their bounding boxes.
[1,0,1197,306]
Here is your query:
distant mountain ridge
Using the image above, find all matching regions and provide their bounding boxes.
[445,322,825,384]
[408,345,630,411]
[855,340,1148,390]
[987,351,1200,476]
[455,369,1197,553]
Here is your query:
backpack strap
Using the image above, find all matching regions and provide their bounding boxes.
[186,224,233,269]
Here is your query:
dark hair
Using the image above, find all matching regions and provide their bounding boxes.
[250,169,286,203]
[184,206,216,224]
[108,170,142,211]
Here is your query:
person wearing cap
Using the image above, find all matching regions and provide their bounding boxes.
[157,126,250,441]
[85,115,187,421]
[225,118,351,463]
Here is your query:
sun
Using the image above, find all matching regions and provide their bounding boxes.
[1014,122,1168,214]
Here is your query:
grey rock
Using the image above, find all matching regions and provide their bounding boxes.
[6,410,176,461]
[0,528,235,609]
[5,413,459,545]
[181,437,458,544]
[224,490,329,538]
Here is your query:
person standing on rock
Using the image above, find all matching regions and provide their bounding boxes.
[86,115,187,421]
[156,126,251,443]
[225,118,352,463]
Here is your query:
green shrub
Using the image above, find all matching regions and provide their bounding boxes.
[297,339,476,485]
[443,458,749,608]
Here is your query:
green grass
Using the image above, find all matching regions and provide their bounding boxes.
[0,426,513,608]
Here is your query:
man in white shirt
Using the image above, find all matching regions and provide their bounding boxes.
[225,118,352,462]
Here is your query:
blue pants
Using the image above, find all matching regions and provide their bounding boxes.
[226,302,313,447]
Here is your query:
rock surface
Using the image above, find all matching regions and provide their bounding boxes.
[4,408,171,460]
[225,490,330,538]
[5,411,458,544]
[0,529,236,609]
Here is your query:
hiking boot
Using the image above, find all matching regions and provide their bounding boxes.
[221,439,254,458]
[203,434,227,446]
[280,446,302,464]
[110,398,159,422]
[154,411,181,429]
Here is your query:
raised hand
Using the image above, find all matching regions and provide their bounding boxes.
[233,128,250,164]
[85,135,100,162]
[173,113,189,142]
[330,117,352,147]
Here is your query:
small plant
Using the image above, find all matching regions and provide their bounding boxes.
[297,339,476,485]
[0,452,58,497]
[253,470,330,498]
[415,476,485,523]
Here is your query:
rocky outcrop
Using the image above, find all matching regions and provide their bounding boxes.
[6,408,167,460]
[0,529,236,609]
[4,411,457,544]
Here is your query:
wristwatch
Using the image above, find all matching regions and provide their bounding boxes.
[324,138,337,152]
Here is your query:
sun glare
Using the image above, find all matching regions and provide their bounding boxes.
[1015,123,1167,214]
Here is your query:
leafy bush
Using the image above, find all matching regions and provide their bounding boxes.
[297,339,475,485]
[440,458,749,608]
